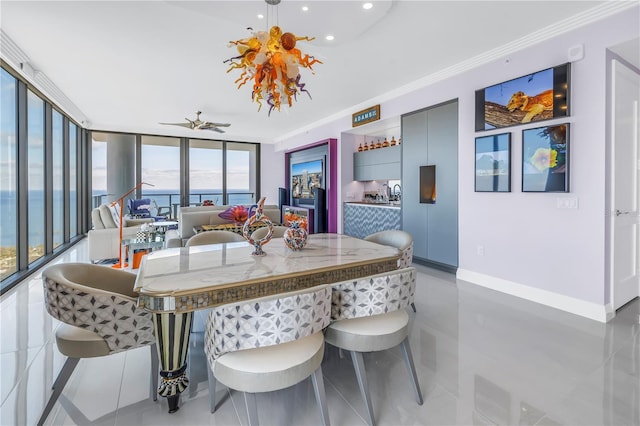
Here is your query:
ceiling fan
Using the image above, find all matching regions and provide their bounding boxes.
[159,111,231,133]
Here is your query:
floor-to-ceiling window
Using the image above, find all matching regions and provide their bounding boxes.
[27,90,45,263]
[91,134,107,207]
[0,63,88,293]
[189,139,223,205]
[0,69,17,280]
[52,110,64,249]
[91,133,260,221]
[69,122,78,238]
[1,64,88,294]
[226,142,257,205]
[141,135,181,217]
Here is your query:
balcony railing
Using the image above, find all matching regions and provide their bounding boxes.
[91,192,256,219]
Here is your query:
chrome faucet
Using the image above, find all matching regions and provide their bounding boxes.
[393,184,402,200]
[380,184,390,203]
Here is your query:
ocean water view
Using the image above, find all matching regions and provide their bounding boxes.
[0,189,254,247]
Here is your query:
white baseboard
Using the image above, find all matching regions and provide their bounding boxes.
[456,269,612,323]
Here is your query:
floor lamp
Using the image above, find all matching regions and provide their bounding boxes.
[111,182,154,268]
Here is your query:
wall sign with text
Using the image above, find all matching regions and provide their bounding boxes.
[352,105,380,127]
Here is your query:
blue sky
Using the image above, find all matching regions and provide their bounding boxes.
[485,68,553,106]
[291,159,322,176]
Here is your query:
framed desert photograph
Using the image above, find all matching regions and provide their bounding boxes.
[475,133,511,192]
[475,63,570,131]
[522,123,569,192]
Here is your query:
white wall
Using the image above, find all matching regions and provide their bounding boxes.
[259,143,285,206]
[275,8,639,321]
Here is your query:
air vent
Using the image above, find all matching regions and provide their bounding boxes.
[1,29,88,126]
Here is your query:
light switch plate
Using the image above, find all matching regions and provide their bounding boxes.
[557,197,578,209]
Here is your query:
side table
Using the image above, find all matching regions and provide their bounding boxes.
[148,221,178,242]
[121,238,165,269]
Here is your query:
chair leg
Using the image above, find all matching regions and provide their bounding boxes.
[311,367,331,426]
[244,392,259,426]
[349,351,376,426]
[207,367,217,413]
[410,302,417,312]
[149,344,159,401]
[37,357,80,426]
[399,337,423,405]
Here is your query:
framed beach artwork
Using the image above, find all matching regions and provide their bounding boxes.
[475,63,570,131]
[522,123,569,192]
[475,133,511,192]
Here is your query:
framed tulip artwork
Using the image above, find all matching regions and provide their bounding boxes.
[521,123,569,192]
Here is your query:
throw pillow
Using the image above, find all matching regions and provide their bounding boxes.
[109,203,121,227]
[99,204,117,229]
[91,208,105,229]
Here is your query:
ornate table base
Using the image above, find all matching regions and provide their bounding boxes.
[151,312,193,413]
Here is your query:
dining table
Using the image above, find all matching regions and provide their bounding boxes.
[134,233,401,412]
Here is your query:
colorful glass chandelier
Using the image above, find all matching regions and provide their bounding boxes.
[224,0,322,116]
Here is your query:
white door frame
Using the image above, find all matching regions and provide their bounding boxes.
[607,50,640,318]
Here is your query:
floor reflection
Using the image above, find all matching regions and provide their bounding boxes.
[0,240,638,425]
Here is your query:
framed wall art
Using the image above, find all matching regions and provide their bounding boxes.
[291,158,324,200]
[522,123,569,192]
[475,63,570,131]
[475,133,511,192]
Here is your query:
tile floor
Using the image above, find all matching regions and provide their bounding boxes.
[1,238,638,425]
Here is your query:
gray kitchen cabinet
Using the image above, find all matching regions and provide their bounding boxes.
[353,145,400,181]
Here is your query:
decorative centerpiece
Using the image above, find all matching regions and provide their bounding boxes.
[283,220,308,251]
[242,197,273,256]
[137,223,152,242]
[218,205,254,225]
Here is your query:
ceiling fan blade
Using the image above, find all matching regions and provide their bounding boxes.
[159,114,229,132]
[196,122,231,130]
[159,122,193,128]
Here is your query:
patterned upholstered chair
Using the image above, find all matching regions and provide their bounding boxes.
[204,285,332,426]
[185,229,246,247]
[326,267,422,426]
[364,230,416,311]
[38,263,158,426]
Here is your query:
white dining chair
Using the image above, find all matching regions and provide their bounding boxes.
[364,230,416,311]
[185,229,246,247]
[38,263,158,426]
[204,285,333,426]
[326,267,422,426]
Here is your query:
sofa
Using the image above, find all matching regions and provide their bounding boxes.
[165,204,282,248]
[88,204,154,262]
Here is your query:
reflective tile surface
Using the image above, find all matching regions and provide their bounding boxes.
[1,239,638,425]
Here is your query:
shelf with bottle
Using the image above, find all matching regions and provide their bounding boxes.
[355,136,400,153]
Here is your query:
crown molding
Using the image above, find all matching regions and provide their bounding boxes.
[274,1,638,146]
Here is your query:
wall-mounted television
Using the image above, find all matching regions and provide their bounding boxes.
[291,159,324,201]
[419,165,436,204]
[475,63,570,131]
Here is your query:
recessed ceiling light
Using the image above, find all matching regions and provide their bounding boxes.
[257,14,264,19]
[363,2,373,10]
[325,35,335,41]
[302,6,309,11]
